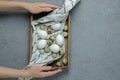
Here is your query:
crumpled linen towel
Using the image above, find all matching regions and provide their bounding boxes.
[18,0,80,80]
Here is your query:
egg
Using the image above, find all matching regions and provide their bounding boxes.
[62,32,68,38]
[37,40,47,49]
[44,47,50,53]
[47,40,53,46]
[50,35,55,41]
[37,30,48,39]
[56,35,64,46]
[51,23,62,30]
[56,62,62,67]
[40,24,45,30]
[50,44,60,52]
[52,52,57,58]
[63,25,68,31]
[47,28,53,34]
[62,58,68,65]
[59,49,65,55]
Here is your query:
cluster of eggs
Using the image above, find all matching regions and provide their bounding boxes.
[56,58,68,67]
[36,23,68,66]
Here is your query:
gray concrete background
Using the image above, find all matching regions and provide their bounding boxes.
[0,0,120,80]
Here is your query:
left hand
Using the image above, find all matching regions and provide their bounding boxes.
[21,2,60,14]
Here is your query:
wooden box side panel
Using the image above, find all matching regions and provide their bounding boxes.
[67,15,70,69]
[30,15,33,59]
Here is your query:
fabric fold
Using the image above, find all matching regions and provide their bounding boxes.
[18,0,80,80]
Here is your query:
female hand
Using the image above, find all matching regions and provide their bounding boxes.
[23,66,62,78]
[22,2,60,14]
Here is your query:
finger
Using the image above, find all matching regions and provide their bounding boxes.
[40,3,61,9]
[41,69,62,77]
[39,8,53,12]
[41,66,52,70]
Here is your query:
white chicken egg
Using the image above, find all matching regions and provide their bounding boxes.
[37,40,47,49]
[56,35,64,46]
[37,30,48,39]
[50,44,60,52]
[51,23,62,30]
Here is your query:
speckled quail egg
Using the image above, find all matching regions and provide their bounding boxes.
[56,35,64,46]
[37,40,47,49]
[47,40,53,46]
[52,52,57,58]
[59,49,65,55]
[44,47,50,53]
[47,28,53,34]
[50,44,60,52]
[62,58,68,65]
[37,30,48,39]
[50,35,55,41]
[40,24,45,30]
[63,25,68,31]
[62,32,68,38]
[51,23,62,30]
[56,62,62,67]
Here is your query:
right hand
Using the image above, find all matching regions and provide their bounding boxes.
[23,66,62,78]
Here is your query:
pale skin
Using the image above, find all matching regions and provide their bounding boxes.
[0,0,60,13]
[0,0,62,78]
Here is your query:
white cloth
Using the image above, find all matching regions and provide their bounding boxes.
[18,0,80,80]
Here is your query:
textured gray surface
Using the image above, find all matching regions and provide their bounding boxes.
[0,0,120,80]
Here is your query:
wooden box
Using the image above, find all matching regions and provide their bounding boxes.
[30,12,70,69]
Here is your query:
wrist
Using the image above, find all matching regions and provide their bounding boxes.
[20,70,31,78]
[16,2,28,10]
